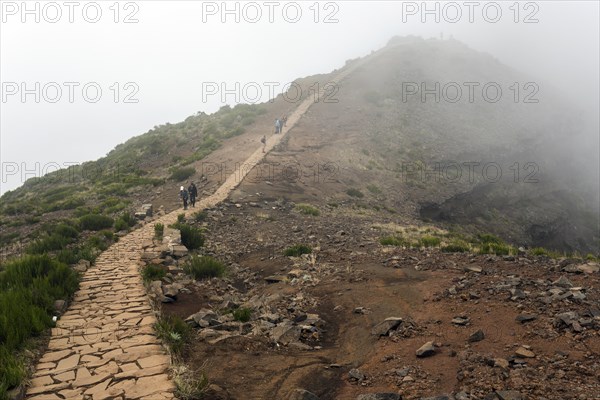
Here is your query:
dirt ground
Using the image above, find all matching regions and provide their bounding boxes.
[160,200,600,400]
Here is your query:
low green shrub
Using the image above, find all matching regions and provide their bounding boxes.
[232,307,252,322]
[79,214,114,231]
[142,264,166,283]
[170,167,195,182]
[192,211,207,222]
[477,233,504,245]
[295,204,320,216]
[441,240,470,253]
[0,254,79,395]
[51,223,80,239]
[366,184,382,195]
[114,212,136,231]
[379,236,410,247]
[154,223,164,239]
[178,224,204,250]
[26,234,71,254]
[184,256,225,280]
[284,244,312,257]
[154,315,192,355]
[0,346,25,397]
[346,188,364,198]
[529,247,561,258]
[420,235,441,248]
[479,242,512,255]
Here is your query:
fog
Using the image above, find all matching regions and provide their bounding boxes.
[1,0,598,196]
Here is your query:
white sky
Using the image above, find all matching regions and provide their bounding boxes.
[1,0,598,194]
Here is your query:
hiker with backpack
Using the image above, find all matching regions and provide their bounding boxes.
[261,135,266,153]
[275,119,281,134]
[188,182,198,208]
[179,186,189,210]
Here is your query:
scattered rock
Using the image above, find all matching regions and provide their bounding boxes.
[203,384,230,400]
[416,341,436,358]
[371,317,403,337]
[53,299,67,315]
[162,284,179,299]
[464,265,482,273]
[265,275,286,283]
[515,347,535,358]
[552,276,573,288]
[73,259,90,273]
[169,244,189,258]
[451,317,470,326]
[515,314,537,323]
[348,368,365,381]
[468,329,485,343]
[494,358,510,370]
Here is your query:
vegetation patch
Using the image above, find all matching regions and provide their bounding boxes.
[420,235,441,248]
[142,264,166,283]
[154,315,192,355]
[441,240,471,253]
[295,203,320,216]
[284,244,312,257]
[170,167,196,182]
[379,236,411,247]
[79,214,114,231]
[178,224,204,250]
[154,223,164,240]
[0,255,79,396]
[184,256,226,280]
[346,188,364,198]
[232,307,253,322]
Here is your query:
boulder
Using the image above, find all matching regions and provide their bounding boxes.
[348,369,365,381]
[73,259,90,273]
[162,284,179,299]
[416,341,436,358]
[468,329,485,343]
[371,317,403,337]
[494,358,510,370]
[53,299,67,315]
[515,314,537,323]
[271,323,301,345]
[203,384,230,400]
[556,311,578,326]
[189,309,218,326]
[169,244,189,258]
[552,276,573,288]
[141,204,153,217]
[514,347,535,358]
[451,317,469,326]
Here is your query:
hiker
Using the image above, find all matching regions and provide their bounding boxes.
[282,115,288,127]
[188,182,198,208]
[260,135,266,153]
[275,118,281,134]
[179,186,189,210]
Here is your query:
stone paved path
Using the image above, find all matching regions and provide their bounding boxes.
[26,49,383,400]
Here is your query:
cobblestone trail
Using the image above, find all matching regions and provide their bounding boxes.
[26,49,383,400]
